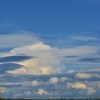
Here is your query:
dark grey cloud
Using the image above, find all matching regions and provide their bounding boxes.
[0,55,32,63]
[65,55,78,58]
[79,57,100,63]
[0,63,24,74]
[97,49,100,55]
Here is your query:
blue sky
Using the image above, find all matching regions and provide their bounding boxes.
[0,0,100,99]
[1,0,100,35]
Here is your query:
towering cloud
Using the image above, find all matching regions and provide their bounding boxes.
[0,41,98,76]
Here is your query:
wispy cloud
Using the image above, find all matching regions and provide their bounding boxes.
[0,19,17,31]
[79,57,100,63]
[70,35,99,41]
[0,32,40,48]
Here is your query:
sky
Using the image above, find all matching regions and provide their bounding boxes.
[0,0,100,99]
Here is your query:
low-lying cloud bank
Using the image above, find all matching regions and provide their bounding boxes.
[1,70,100,98]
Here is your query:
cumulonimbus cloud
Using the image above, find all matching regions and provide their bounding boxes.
[2,41,99,75]
[0,32,99,76]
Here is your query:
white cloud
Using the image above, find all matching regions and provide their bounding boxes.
[24,91,32,96]
[47,76,71,85]
[71,35,98,41]
[84,81,100,91]
[98,83,100,88]
[7,67,27,75]
[59,77,71,82]
[67,69,75,73]
[31,81,39,86]
[87,87,96,94]
[0,87,8,94]
[22,81,31,87]
[6,42,98,75]
[0,32,98,76]
[10,42,98,57]
[81,67,100,73]
[63,45,97,56]
[76,72,100,79]
[10,42,53,53]
[22,80,42,87]
[67,82,87,89]
[0,82,21,86]
[66,82,96,94]
[37,88,48,95]
[75,73,91,79]
[72,82,87,89]
[0,33,40,48]
[59,77,67,82]
[5,42,62,75]
[7,64,43,75]
[14,93,23,98]
[91,74,100,78]
[47,77,59,85]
